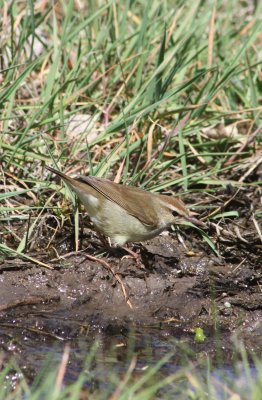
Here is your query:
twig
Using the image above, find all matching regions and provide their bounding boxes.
[225,125,261,165]
[51,250,134,309]
[252,214,262,244]
[55,344,70,392]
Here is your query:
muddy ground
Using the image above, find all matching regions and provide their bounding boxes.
[0,186,261,383]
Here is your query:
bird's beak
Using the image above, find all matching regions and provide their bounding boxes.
[185,215,206,227]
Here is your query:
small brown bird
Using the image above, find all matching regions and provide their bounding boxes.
[46,166,202,246]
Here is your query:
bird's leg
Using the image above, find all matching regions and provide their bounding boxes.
[92,230,143,266]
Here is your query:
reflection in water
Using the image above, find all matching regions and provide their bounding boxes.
[1,316,257,397]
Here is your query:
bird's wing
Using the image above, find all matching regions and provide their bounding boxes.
[76,176,158,227]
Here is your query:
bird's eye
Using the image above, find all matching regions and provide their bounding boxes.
[172,210,179,217]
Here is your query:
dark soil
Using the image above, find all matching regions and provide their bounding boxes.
[0,186,261,383]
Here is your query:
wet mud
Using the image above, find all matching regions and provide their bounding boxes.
[0,187,261,382]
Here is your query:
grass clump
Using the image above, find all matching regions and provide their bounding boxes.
[1,0,261,255]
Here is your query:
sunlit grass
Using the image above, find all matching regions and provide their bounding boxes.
[1,0,261,256]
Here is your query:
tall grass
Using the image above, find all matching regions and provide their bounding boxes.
[1,0,261,256]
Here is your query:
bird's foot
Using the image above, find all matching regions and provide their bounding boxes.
[121,246,144,268]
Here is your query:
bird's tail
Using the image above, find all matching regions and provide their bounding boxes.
[46,166,76,185]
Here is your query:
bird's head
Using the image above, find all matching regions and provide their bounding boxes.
[158,195,204,227]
